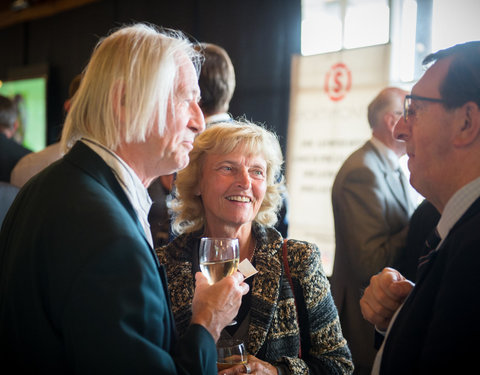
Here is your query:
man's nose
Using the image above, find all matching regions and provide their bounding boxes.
[393,116,409,141]
[189,101,205,134]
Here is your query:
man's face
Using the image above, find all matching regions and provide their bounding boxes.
[149,53,205,175]
[393,57,456,201]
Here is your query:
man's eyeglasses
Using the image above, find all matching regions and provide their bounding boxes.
[403,94,444,121]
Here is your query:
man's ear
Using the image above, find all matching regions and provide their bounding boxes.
[385,112,396,132]
[453,102,480,147]
[5,120,20,138]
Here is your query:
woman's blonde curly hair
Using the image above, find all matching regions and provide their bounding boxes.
[171,119,285,235]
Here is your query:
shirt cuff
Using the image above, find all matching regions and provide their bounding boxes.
[375,326,387,336]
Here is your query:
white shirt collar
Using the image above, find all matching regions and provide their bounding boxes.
[370,136,400,171]
[205,112,232,127]
[437,176,480,241]
[81,138,153,248]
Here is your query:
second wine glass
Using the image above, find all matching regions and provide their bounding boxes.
[216,338,248,371]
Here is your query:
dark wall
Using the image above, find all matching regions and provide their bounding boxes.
[0,0,301,155]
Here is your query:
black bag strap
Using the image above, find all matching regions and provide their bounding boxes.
[282,239,302,358]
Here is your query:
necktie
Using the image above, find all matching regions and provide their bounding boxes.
[417,228,441,269]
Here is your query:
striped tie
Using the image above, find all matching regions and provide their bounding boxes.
[417,228,441,269]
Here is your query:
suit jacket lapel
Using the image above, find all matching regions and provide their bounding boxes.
[416,197,480,283]
[366,141,410,216]
[64,141,158,266]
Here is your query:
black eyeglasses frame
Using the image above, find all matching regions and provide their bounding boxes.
[404,94,445,121]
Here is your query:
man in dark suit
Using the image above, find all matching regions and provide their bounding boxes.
[330,87,413,374]
[360,41,480,374]
[0,94,31,182]
[0,24,248,374]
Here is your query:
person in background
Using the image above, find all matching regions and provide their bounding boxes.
[0,95,31,182]
[330,87,414,374]
[360,41,480,374]
[0,23,248,374]
[197,42,236,126]
[10,73,83,187]
[0,181,19,227]
[157,120,353,375]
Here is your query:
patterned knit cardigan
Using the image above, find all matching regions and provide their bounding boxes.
[157,223,353,374]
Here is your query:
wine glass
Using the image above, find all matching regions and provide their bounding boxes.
[199,237,240,325]
[216,339,248,371]
[199,237,240,285]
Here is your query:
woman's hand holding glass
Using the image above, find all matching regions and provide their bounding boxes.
[217,353,280,375]
[216,339,248,371]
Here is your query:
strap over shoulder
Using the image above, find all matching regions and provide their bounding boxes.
[281,239,302,358]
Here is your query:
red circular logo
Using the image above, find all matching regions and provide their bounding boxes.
[324,63,352,102]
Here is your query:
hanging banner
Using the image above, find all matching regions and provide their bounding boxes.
[286,44,390,276]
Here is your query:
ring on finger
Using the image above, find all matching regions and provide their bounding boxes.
[243,363,252,374]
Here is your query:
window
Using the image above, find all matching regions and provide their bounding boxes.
[301,0,390,56]
[431,0,480,52]
[302,0,480,82]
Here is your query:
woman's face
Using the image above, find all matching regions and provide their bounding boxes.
[198,147,267,232]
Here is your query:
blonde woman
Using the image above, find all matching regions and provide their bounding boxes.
[158,120,353,375]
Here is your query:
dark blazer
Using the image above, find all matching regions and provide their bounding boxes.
[330,140,412,374]
[0,133,31,182]
[0,141,216,374]
[379,196,480,374]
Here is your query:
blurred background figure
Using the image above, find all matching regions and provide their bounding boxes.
[0,181,19,227]
[197,42,236,126]
[330,87,414,374]
[0,94,31,182]
[10,73,83,187]
[12,94,26,145]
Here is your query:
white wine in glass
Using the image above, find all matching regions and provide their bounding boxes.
[199,237,239,285]
[199,237,240,326]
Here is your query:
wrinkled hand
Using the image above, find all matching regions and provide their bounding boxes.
[191,272,249,342]
[360,267,414,331]
[217,355,278,375]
